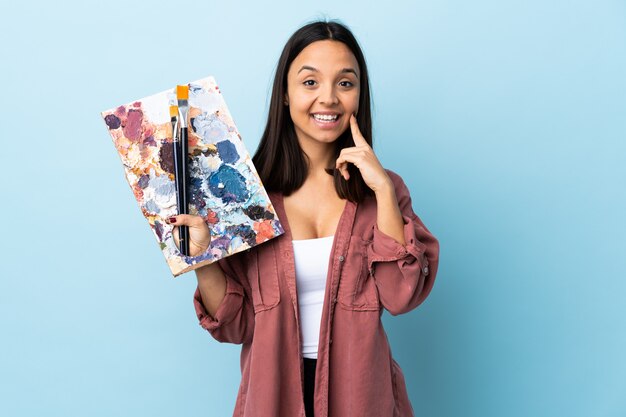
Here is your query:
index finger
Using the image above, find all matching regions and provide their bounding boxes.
[349,114,368,147]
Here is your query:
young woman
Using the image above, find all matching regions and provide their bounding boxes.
[167,20,439,417]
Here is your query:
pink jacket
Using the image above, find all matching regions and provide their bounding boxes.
[193,170,440,417]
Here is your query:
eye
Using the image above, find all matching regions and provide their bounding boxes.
[339,81,354,88]
[303,80,317,86]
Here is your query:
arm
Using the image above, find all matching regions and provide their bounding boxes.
[333,118,439,315]
[193,252,255,344]
[368,172,440,316]
[167,213,255,345]
[195,263,227,318]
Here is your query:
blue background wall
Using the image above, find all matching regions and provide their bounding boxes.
[1,1,624,416]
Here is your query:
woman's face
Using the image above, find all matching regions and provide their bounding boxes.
[285,40,360,147]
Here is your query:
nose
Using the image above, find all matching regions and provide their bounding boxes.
[319,84,339,106]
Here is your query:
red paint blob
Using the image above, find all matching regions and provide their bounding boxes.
[124,109,143,141]
[114,105,127,118]
[205,210,219,225]
[254,220,275,244]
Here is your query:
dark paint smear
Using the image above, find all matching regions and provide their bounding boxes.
[138,174,150,189]
[158,141,175,176]
[104,114,121,130]
[208,165,249,204]
[123,109,143,141]
[190,117,197,133]
[243,205,274,221]
[155,221,164,241]
[211,235,231,248]
[189,177,206,209]
[216,140,239,164]
[225,224,257,247]
[191,147,217,157]
[143,135,157,146]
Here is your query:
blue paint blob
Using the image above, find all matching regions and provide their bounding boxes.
[144,199,159,213]
[192,113,229,144]
[189,177,206,209]
[138,174,150,189]
[216,140,239,164]
[208,165,249,204]
[226,224,257,247]
[154,221,164,241]
[211,235,231,249]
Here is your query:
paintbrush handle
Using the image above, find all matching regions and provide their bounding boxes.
[180,127,190,256]
[173,140,183,211]
[179,226,189,256]
[172,131,189,256]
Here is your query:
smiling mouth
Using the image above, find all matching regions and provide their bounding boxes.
[311,113,341,123]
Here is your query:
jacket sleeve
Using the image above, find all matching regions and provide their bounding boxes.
[193,251,255,344]
[367,172,440,316]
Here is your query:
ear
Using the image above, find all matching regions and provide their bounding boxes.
[283,93,289,106]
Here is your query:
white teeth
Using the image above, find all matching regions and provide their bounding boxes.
[313,114,339,122]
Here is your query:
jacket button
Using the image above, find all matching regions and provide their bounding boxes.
[338,255,345,262]
[329,338,333,344]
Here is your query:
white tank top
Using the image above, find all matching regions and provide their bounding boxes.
[291,235,334,359]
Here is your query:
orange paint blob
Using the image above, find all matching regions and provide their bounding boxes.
[254,220,275,243]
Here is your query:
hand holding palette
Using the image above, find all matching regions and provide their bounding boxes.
[101,76,284,277]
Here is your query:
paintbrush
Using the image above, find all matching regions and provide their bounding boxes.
[169,103,189,255]
[176,85,190,256]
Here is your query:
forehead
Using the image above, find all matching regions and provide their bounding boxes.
[289,40,359,75]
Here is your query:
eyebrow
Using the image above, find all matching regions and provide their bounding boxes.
[297,65,359,78]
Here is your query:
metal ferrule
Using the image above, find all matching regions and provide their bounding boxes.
[171,118,179,142]
[178,100,189,129]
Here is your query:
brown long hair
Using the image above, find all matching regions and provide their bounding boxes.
[252,20,373,203]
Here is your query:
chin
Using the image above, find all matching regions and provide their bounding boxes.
[295,120,349,145]
[312,131,343,144]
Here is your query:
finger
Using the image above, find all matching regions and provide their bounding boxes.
[172,224,180,247]
[337,163,349,180]
[335,155,358,181]
[166,214,205,228]
[334,155,349,180]
[167,215,211,254]
[336,149,367,169]
[350,114,369,147]
[338,147,364,157]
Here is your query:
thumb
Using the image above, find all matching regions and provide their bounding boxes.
[166,214,204,228]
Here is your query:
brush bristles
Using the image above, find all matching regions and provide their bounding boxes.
[176,85,189,100]
[169,105,178,117]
